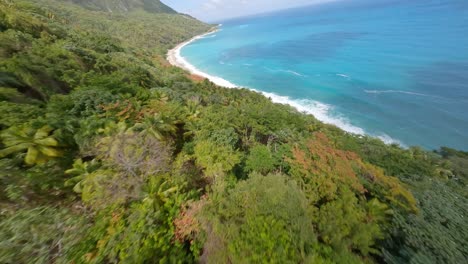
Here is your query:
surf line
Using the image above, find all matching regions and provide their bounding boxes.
[167,27,403,146]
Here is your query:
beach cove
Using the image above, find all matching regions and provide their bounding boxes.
[166,26,381,144]
[166,0,468,150]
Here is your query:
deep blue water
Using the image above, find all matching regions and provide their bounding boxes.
[181,0,468,150]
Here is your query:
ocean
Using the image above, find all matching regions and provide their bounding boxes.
[179,0,468,150]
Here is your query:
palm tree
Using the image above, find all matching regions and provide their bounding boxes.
[65,158,100,193]
[0,125,62,165]
[132,113,178,141]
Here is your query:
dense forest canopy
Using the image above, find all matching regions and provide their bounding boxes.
[0,0,467,263]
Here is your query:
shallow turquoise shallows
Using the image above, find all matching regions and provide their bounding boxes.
[181,0,468,150]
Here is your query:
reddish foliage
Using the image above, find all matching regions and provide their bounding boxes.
[187,74,206,82]
[290,132,366,201]
[174,198,206,244]
[100,100,142,121]
[289,132,417,212]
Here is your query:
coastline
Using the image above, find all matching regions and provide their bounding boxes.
[167,26,238,88]
[166,27,402,146]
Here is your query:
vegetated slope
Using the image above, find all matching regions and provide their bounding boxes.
[69,0,177,13]
[0,0,210,99]
[0,0,467,263]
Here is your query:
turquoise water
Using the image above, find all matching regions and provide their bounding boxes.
[181,0,468,150]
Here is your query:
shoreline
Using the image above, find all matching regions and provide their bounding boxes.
[166,26,238,88]
[166,27,403,146]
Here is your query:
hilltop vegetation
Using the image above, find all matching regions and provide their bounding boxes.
[70,0,177,13]
[0,0,467,263]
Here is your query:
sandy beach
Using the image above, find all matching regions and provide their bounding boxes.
[166,28,216,72]
[165,25,400,145]
[166,26,238,88]
[165,26,374,141]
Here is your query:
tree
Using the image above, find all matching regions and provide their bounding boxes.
[199,173,321,263]
[245,144,276,174]
[289,132,417,212]
[193,139,241,181]
[65,158,100,193]
[71,176,193,264]
[77,127,173,209]
[0,125,62,165]
[132,112,179,141]
[287,133,413,260]
[97,128,172,177]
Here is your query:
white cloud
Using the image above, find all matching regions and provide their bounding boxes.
[202,0,223,10]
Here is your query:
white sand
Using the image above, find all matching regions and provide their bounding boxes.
[166,27,238,88]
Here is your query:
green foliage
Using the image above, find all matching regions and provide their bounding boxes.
[0,125,62,165]
[133,112,179,141]
[287,133,413,260]
[0,87,34,103]
[0,30,33,58]
[65,158,100,193]
[67,88,118,118]
[245,144,276,174]
[71,0,177,14]
[383,176,468,264]
[193,139,241,180]
[0,157,75,203]
[71,176,193,263]
[2,37,84,98]
[0,207,87,264]
[316,190,388,257]
[0,0,466,263]
[200,173,320,263]
[437,147,468,187]
[0,101,44,128]
[339,135,438,178]
[78,128,172,209]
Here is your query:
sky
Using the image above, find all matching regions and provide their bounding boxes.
[163,0,339,22]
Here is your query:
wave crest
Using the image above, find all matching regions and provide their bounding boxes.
[265,67,307,77]
[364,89,438,98]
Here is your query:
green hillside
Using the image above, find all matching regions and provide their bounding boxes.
[70,0,177,13]
[0,0,467,263]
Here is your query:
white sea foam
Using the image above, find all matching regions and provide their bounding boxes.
[253,91,402,145]
[364,89,438,98]
[337,73,350,78]
[285,70,306,77]
[377,134,405,146]
[167,31,404,146]
[256,91,366,135]
[265,67,307,77]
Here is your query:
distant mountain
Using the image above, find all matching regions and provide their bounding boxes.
[70,0,177,13]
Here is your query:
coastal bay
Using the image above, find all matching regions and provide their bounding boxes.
[174,0,468,150]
